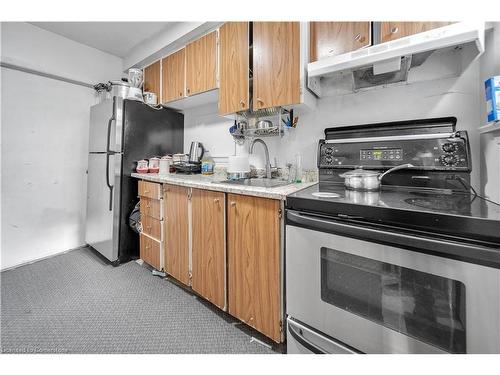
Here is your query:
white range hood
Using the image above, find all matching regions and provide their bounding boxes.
[307,22,485,95]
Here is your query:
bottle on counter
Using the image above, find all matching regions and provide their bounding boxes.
[201,150,215,176]
[295,153,303,183]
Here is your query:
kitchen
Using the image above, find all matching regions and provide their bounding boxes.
[1,0,500,372]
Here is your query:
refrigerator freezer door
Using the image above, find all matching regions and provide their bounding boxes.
[85,152,122,262]
[89,97,123,153]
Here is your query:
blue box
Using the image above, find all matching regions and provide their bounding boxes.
[485,76,500,123]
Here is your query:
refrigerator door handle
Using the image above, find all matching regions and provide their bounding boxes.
[105,153,114,211]
[106,97,117,153]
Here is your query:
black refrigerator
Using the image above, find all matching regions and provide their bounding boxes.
[85,97,183,264]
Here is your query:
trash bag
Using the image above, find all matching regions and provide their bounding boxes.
[129,201,141,234]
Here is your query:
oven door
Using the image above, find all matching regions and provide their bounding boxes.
[286,210,500,354]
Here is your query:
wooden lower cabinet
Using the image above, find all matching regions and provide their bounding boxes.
[191,189,226,310]
[164,184,190,286]
[140,234,161,271]
[227,193,281,342]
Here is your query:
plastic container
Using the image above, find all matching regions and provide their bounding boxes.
[159,155,172,175]
[136,159,149,174]
[201,151,215,176]
[148,157,160,173]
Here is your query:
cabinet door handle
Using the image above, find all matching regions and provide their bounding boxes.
[186,88,190,94]
[391,26,399,34]
[240,100,245,107]
[354,33,361,41]
[214,198,220,204]
[256,98,263,106]
[144,190,149,194]
[230,201,236,207]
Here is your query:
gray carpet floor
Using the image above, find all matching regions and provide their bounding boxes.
[1,247,276,354]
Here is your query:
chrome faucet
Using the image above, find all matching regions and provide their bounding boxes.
[250,138,271,179]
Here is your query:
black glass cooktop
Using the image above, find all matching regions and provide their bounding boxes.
[286,183,500,244]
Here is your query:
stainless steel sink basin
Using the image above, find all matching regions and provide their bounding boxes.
[216,178,291,188]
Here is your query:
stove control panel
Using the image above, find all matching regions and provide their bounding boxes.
[318,131,471,171]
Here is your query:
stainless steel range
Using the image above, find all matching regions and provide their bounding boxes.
[285,117,500,354]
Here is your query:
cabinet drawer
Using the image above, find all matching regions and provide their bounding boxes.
[140,197,162,220]
[140,234,161,270]
[138,180,162,200]
[141,215,162,240]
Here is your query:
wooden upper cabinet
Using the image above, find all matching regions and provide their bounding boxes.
[162,48,185,103]
[227,194,281,342]
[164,184,190,286]
[253,22,300,110]
[143,60,161,100]
[186,31,217,96]
[381,22,454,43]
[310,22,371,62]
[191,189,226,310]
[219,22,249,115]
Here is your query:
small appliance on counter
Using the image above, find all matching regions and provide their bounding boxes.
[172,142,205,174]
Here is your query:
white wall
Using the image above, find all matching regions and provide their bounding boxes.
[1,22,123,270]
[479,23,500,201]
[184,53,483,190]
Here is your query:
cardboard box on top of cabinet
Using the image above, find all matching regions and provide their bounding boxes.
[485,76,500,123]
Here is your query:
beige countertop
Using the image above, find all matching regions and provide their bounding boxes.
[131,172,317,200]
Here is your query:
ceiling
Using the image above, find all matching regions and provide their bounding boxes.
[30,22,176,58]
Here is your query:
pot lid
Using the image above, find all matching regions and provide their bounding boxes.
[339,168,380,178]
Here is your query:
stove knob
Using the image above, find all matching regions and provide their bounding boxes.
[440,154,456,166]
[325,147,334,155]
[442,142,457,153]
[325,156,333,164]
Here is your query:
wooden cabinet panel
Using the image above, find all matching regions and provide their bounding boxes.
[191,189,226,309]
[138,180,161,200]
[140,197,162,220]
[227,194,281,342]
[162,48,186,103]
[186,31,217,96]
[253,22,300,110]
[164,184,190,285]
[140,234,161,270]
[141,215,161,241]
[143,60,161,100]
[381,22,454,43]
[310,22,371,62]
[219,22,249,115]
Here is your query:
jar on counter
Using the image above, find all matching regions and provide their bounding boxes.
[201,150,215,176]
[136,159,149,174]
[148,157,160,173]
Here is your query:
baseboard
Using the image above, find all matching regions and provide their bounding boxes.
[0,245,88,272]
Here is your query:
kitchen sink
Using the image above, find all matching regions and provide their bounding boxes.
[216,178,291,188]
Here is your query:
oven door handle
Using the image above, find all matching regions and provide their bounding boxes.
[287,210,500,267]
[287,320,327,354]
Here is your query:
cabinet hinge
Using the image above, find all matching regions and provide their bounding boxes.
[187,189,192,200]
[279,320,283,332]
[278,208,283,219]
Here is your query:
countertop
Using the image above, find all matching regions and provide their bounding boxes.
[131,172,317,200]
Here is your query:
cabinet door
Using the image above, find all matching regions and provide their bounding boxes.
[253,22,300,110]
[227,194,281,342]
[164,184,190,285]
[310,22,371,62]
[143,60,161,100]
[381,22,454,43]
[186,31,217,96]
[162,48,186,103]
[219,22,249,115]
[191,189,226,309]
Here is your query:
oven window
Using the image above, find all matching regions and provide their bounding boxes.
[320,247,466,353]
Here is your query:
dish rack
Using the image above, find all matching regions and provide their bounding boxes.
[231,107,291,142]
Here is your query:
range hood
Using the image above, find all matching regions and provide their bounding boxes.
[307,22,485,95]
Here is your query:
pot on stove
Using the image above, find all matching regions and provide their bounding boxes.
[339,163,414,191]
